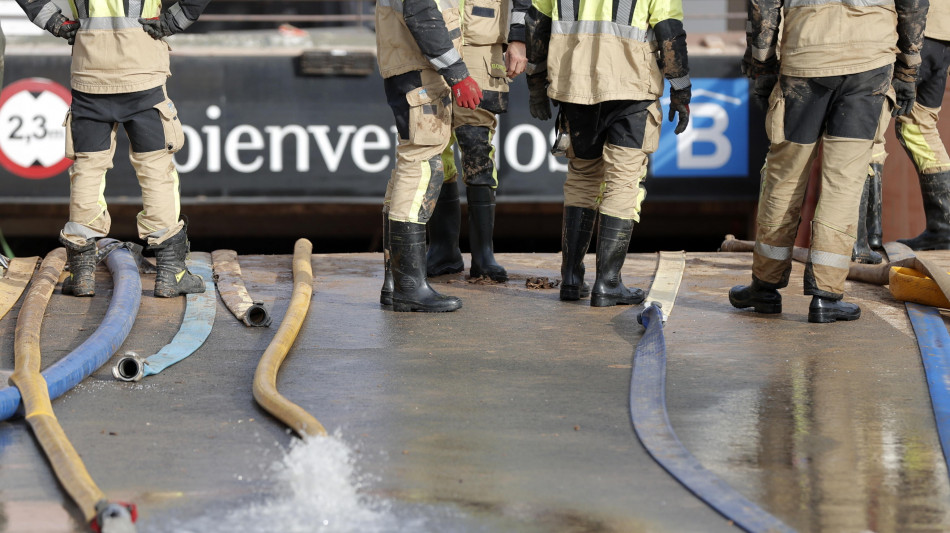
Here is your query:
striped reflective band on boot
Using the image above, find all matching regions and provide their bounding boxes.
[754,242,792,261]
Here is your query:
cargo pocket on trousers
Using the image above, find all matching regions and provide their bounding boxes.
[153,99,185,153]
[63,110,75,160]
[406,84,451,146]
[642,103,662,153]
[766,86,786,145]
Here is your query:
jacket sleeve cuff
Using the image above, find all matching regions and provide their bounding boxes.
[440,61,470,86]
[508,25,526,43]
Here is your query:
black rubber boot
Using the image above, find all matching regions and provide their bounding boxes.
[466,186,508,282]
[729,277,782,314]
[852,175,883,264]
[560,206,595,301]
[426,181,464,277]
[590,214,645,308]
[61,236,97,297]
[380,214,394,306]
[390,220,462,312]
[867,163,883,250]
[808,295,861,323]
[898,170,950,250]
[150,227,205,298]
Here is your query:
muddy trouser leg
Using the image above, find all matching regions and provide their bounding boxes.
[426,132,464,277]
[752,77,826,291]
[560,101,607,299]
[383,69,461,311]
[61,93,122,296]
[804,66,890,300]
[896,38,950,250]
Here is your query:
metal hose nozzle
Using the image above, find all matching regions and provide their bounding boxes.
[112,352,145,382]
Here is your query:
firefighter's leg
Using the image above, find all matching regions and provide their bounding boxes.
[455,44,509,282]
[853,104,889,262]
[560,102,608,302]
[381,177,395,305]
[61,99,119,297]
[592,100,658,307]
[124,89,203,297]
[897,37,950,250]
[804,65,889,322]
[426,132,464,277]
[385,70,461,312]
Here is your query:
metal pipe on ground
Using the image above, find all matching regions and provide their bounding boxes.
[0,256,38,321]
[252,238,326,439]
[0,240,142,420]
[211,249,272,327]
[9,248,137,532]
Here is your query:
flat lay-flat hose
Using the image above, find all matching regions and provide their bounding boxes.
[252,238,326,438]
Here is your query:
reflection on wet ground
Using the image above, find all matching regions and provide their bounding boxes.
[1,252,949,532]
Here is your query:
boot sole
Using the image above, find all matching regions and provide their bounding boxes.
[728,293,781,314]
[808,309,861,323]
[590,293,646,308]
[155,286,206,298]
[559,285,590,301]
[392,299,462,312]
[470,268,508,283]
[427,261,464,277]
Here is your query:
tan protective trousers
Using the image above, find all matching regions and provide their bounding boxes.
[63,88,185,246]
[384,69,454,223]
[564,144,650,221]
[754,87,879,297]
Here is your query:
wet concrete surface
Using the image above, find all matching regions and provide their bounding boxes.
[1,251,949,532]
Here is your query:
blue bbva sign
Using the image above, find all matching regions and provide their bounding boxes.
[651,78,749,178]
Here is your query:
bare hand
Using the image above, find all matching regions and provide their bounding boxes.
[505,41,528,79]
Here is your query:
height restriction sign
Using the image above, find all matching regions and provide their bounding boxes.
[0,78,72,180]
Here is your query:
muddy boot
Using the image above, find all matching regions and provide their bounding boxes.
[898,170,950,250]
[150,228,205,298]
[390,220,462,312]
[867,163,883,250]
[852,175,882,264]
[467,186,507,282]
[808,295,861,323]
[590,214,645,308]
[426,181,464,277]
[729,277,782,314]
[61,236,97,297]
[380,214,394,306]
[560,206,595,301]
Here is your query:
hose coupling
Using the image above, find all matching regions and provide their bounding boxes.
[91,499,137,533]
[112,352,146,382]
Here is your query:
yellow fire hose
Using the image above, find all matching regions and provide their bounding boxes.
[252,238,327,438]
[0,256,39,321]
[9,250,104,520]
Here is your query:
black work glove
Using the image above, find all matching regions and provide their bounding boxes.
[527,73,551,121]
[45,13,79,45]
[669,86,691,135]
[746,57,779,111]
[891,61,918,117]
[138,13,176,40]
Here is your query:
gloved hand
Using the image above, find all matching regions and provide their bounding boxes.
[451,76,483,110]
[45,13,79,45]
[669,86,691,135]
[891,61,918,117]
[527,73,551,120]
[138,13,176,40]
[892,77,916,116]
[746,57,779,111]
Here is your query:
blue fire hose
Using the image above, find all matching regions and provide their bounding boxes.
[0,241,141,420]
[906,302,950,476]
[631,303,795,533]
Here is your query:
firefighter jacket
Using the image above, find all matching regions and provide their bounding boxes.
[17,0,209,94]
[458,0,530,46]
[525,0,689,105]
[926,1,950,42]
[376,0,471,86]
[747,0,929,79]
